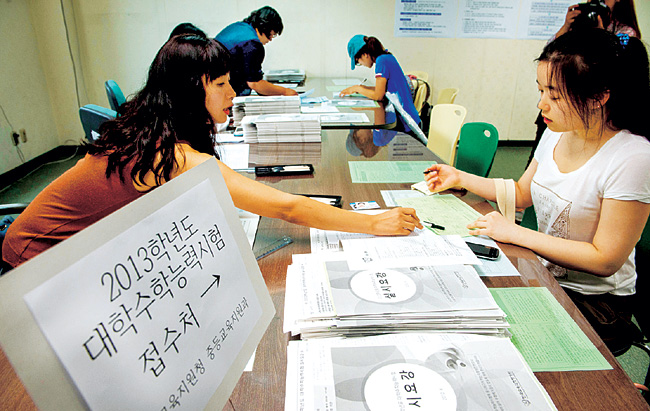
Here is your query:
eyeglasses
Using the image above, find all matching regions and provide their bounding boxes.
[269,32,278,39]
[355,59,361,66]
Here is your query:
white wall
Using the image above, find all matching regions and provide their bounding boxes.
[72,0,547,144]
[2,0,650,176]
[0,0,62,175]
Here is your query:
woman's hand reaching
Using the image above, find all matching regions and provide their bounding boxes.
[424,164,462,193]
[371,207,423,235]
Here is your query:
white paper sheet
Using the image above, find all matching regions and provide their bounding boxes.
[341,231,480,270]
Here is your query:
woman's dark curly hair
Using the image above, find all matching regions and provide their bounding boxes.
[88,35,230,188]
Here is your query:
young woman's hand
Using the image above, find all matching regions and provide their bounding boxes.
[424,164,462,193]
[467,211,520,243]
[339,85,359,97]
[371,207,423,236]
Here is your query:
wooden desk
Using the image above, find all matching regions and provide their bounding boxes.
[230,130,649,410]
[1,131,647,410]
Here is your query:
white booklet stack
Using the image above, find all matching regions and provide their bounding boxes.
[241,114,321,143]
[285,333,557,410]
[232,95,301,126]
[283,252,509,339]
[264,69,306,83]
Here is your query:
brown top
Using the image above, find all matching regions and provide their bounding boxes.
[2,154,142,267]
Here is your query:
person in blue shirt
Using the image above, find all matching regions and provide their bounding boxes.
[215,6,297,97]
[340,35,420,134]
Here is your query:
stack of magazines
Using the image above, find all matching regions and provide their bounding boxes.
[264,69,306,83]
[283,252,509,339]
[241,114,321,143]
[285,333,557,410]
[232,95,301,126]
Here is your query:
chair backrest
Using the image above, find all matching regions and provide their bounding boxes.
[455,122,500,177]
[633,218,650,338]
[437,87,459,105]
[1,203,29,275]
[79,104,117,143]
[426,104,467,164]
[412,79,431,114]
[104,80,126,112]
[405,70,429,82]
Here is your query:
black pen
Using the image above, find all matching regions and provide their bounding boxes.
[423,170,433,174]
[423,221,445,230]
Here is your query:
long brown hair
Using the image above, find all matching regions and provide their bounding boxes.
[88,35,231,187]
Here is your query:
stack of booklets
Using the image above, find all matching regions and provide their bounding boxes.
[285,333,557,410]
[283,252,509,339]
[241,114,321,143]
[249,142,321,165]
[232,95,301,126]
[264,69,306,83]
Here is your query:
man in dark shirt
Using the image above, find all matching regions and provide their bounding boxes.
[216,6,297,96]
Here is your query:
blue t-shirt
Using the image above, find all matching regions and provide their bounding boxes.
[375,54,420,132]
[216,22,265,96]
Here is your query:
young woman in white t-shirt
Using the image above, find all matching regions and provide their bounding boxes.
[424,29,650,353]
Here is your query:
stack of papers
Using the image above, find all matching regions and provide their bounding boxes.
[241,114,321,143]
[285,333,557,410]
[232,95,301,126]
[264,69,305,83]
[249,142,321,165]
[284,250,509,339]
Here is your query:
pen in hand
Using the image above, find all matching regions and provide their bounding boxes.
[423,221,445,230]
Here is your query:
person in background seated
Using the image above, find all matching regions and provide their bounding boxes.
[424,29,650,353]
[340,35,420,135]
[2,35,421,269]
[169,22,207,39]
[215,6,297,97]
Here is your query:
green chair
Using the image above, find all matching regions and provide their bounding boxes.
[79,104,117,143]
[104,80,126,112]
[454,122,499,177]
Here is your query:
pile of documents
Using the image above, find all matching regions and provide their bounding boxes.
[285,333,557,410]
[283,233,510,339]
[241,114,321,143]
[232,95,301,126]
[249,142,321,165]
[264,69,306,83]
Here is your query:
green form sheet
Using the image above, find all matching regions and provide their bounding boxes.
[490,287,611,372]
[397,194,482,236]
[349,161,432,184]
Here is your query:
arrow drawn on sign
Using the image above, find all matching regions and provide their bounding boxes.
[200,274,221,298]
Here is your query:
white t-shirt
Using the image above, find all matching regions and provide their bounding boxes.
[532,129,650,295]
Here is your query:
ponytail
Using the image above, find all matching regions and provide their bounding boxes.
[355,36,390,62]
[538,29,650,140]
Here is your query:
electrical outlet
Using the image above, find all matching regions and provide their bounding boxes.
[11,131,19,146]
[19,128,26,143]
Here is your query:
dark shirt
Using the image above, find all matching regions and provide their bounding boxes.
[216,22,265,96]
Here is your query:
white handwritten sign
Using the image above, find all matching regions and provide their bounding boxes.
[0,159,274,410]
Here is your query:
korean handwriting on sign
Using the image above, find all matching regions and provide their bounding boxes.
[139,302,200,377]
[161,358,207,410]
[399,370,422,408]
[206,297,249,360]
[84,216,227,364]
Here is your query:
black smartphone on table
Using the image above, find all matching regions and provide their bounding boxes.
[466,242,500,260]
